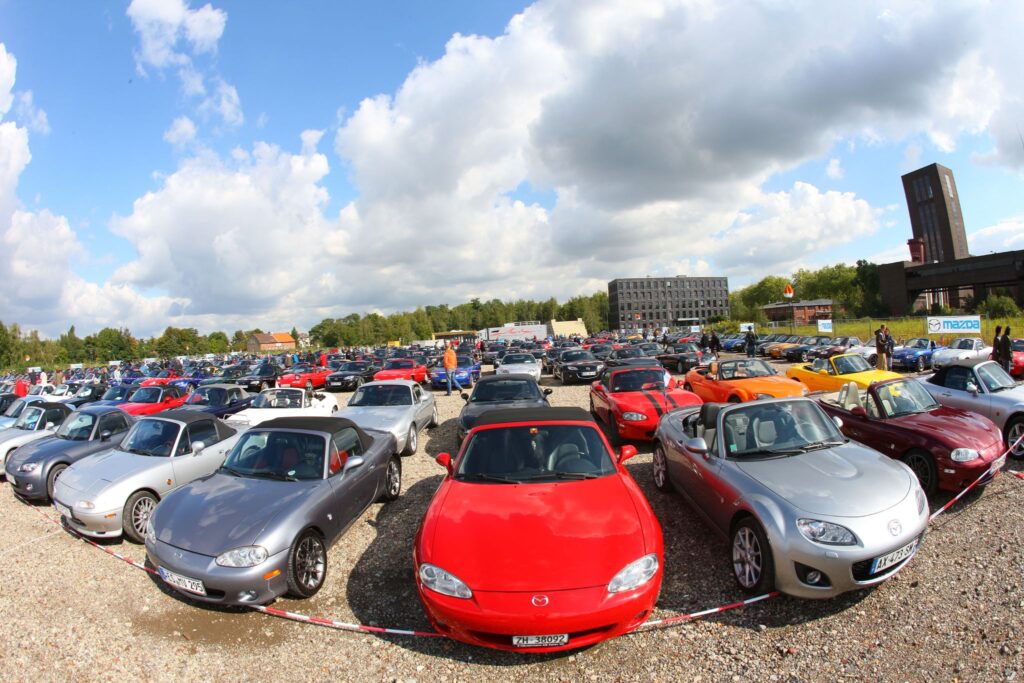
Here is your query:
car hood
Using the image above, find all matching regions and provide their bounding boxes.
[497,363,538,372]
[735,442,912,518]
[375,369,415,380]
[893,348,927,358]
[608,389,701,414]
[896,408,1003,450]
[340,405,409,432]
[0,427,42,444]
[154,473,318,555]
[426,476,645,591]
[57,448,157,494]
[932,348,976,361]
[7,436,102,469]
[328,371,362,379]
[726,376,806,397]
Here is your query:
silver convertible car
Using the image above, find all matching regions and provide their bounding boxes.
[652,398,929,598]
[145,417,402,605]
[52,411,240,542]
[919,360,1024,458]
[340,380,437,455]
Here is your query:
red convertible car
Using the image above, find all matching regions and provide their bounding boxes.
[590,365,701,443]
[276,364,332,390]
[118,385,190,416]
[374,358,428,383]
[817,378,1005,496]
[139,369,181,386]
[415,407,663,652]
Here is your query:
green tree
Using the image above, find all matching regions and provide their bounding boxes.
[206,331,230,353]
[977,294,1021,319]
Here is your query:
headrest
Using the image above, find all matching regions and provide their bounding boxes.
[699,403,724,430]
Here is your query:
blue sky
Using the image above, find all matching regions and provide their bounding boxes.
[0,1,1022,337]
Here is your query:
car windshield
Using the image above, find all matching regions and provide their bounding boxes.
[337,362,367,371]
[14,406,44,430]
[27,385,47,395]
[672,344,698,353]
[349,384,412,407]
[718,359,776,379]
[905,338,929,349]
[951,338,976,350]
[255,365,275,376]
[456,424,615,483]
[222,430,326,481]
[471,379,541,402]
[502,354,536,364]
[591,344,612,353]
[1013,340,1024,352]
[288,365,313,375]
[722,400,844,458]
[875,380,939,417]
[101,386,131,401]
[57,412,96,441]
[50,385,70,396]
[4,398,25,417]
[384,360,414,369]
[130,387,162,403]
[120,419,180,457]
[561,351,594,362]
[157,371,172,378]
[615,348,643,358]
[610,369,668,392]
[456,355,475,368]
[252,389,304,409]
[833,355,871,374]
[187,387,227,406]
[976,363,1016,393]
[74,385,95,397]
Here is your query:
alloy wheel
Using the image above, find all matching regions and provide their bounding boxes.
[906,453,933,493]
[132,496,156,536]
[295,535,326,591]
[732,526,762,589]
[1009,422,1024,458]
[653,446,667,488]
[386,459,401,497]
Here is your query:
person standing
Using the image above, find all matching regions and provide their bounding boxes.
[992,325,1003,368]
[744,328,757,358]
[443,343,462,396]
[709,331,721,357]
[998,327,1012,374]
[885,327,895,371]
[874,327,888,371]
[14,376,27,397]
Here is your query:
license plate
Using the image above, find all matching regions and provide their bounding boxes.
[512,634,569,648]
[870,538,918,574]
[579,371,595,377]
[158,566,207,596]
[55,502,71,519]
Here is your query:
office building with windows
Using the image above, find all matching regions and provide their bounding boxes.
[608,276,729,330]
[901,162,969,263]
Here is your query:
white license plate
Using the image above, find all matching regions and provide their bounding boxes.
[512,634,569,648]
[871,538,918,574]
[579,372,595,377]
[55,503,71,519]
[159,566,207,596]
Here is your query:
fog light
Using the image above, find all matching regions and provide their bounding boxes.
[238,590,258,602]
[25,484,33,491]
[806,570,822,585]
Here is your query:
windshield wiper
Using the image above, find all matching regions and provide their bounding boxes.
[455,473,519,484]
[251,471,299,482]
[797,440,847,451]
[219,465,244,477]
[523,471,602,480]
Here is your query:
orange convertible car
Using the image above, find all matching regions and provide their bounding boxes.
[683,359,808,403]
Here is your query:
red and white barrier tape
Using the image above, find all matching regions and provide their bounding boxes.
[249,605,443,637]
[635,591,779,631]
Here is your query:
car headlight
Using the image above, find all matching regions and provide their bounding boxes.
[78,500,95,510]
[215,545,268,567]
[18,462,39,473]
[608,554,659,593]
[950,448,978,462]
[419,563,472,599]
[754,393,772,400]
[145,518,156,545]
[915,488,927,515]
[796,519,857,545]
[622,411,647,421]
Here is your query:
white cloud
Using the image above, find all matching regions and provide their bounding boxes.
[826,157,844,180]
[13,91,49,135]
[199,78,242,126]
[0,44,15,116]
[163,115,196,147]
[968,218,1024,254]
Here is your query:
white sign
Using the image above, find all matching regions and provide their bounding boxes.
[27,366,42,373]
[738,322,755,332]
[689,325,702,333]
[926,315,981,335]
[69,363,84,370]
[817,319,834,333]
[108,360,122,367]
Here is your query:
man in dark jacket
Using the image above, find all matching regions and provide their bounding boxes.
[874,327,888,370]
[744,329,757,358]
[992,325,1003,367]
[998,327,1012,374]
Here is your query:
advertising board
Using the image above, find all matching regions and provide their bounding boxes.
[926,316,981,334]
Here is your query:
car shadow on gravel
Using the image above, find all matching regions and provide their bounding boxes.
[344,475,579,664]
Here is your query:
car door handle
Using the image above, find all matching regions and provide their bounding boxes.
[940,393,952,397]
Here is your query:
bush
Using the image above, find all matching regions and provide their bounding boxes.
[977,295,1021,319]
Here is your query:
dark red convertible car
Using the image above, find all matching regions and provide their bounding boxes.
[817,378,1005,496]
[414,407,663,652]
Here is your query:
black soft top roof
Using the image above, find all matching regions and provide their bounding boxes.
[475,373,539,384]
[34,401,74,414]
[258,416,373,452]
[472,407,593,428]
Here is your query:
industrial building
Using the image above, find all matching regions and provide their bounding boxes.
[608,276,729,330]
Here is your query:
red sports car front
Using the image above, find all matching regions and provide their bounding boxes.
[414,408,663,652]
[591,367,702,441]
[374,359,424,382]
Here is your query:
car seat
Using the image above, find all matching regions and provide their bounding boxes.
[279,447,300,473]
[841,382,860,412]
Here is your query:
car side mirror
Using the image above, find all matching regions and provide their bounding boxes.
[849,405,867,419]
[818,369,828,375]
[343,455,365,471]
[966,382,979,396]
[436,452,454,476]
[45,422,55,430]
[685,437,709,459]
[192,441,205,455]
[618,444,638,464]
[460,392,470,402]
[543,388,553,396]
[832,416,844,429]
[100,430,112,441]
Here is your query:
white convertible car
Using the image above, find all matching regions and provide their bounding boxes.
[0,402,74,469]
[930,337,993,370]
[223,387,338,428]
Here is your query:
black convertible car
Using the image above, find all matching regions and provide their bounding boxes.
[325,360,380,391]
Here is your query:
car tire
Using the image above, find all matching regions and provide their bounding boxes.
[403,424,418,456]
[380,457,402,502]
[903,449,938,497]
[916,356,926,373]
[801,352,808,362]
[122,490,158,544]
[1005,416,1024,459]
[285,530,327,599]
[732,517,774,594]
[608,418,622,447]
[677,360,685,374]
[728,395,741,403]
[46,463,68,501]
[868,354,877,366]
[428,405,439,428]
[652,443,672,493]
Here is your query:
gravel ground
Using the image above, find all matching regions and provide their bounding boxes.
[0,355,1022,682]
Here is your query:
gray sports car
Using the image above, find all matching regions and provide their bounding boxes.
[456,374,552,444]
[0,395,46,430]
[919,360,1024,458]
[5,405,134,502]
[652,398,929,598]
[145,416,401,605]
[339,380,437,455]
[52,411,240,542]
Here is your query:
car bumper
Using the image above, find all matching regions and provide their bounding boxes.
[769,497,928,599]
[4,464,48,500]
[325,378,360,391]
[614,417,660,441]
[561,370,601,384]
[937,450,1005,492]
[52,497,124,539]
[146,538,290,605]
[416,575,660,653]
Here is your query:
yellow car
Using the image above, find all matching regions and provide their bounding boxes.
[786,353,901,392]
